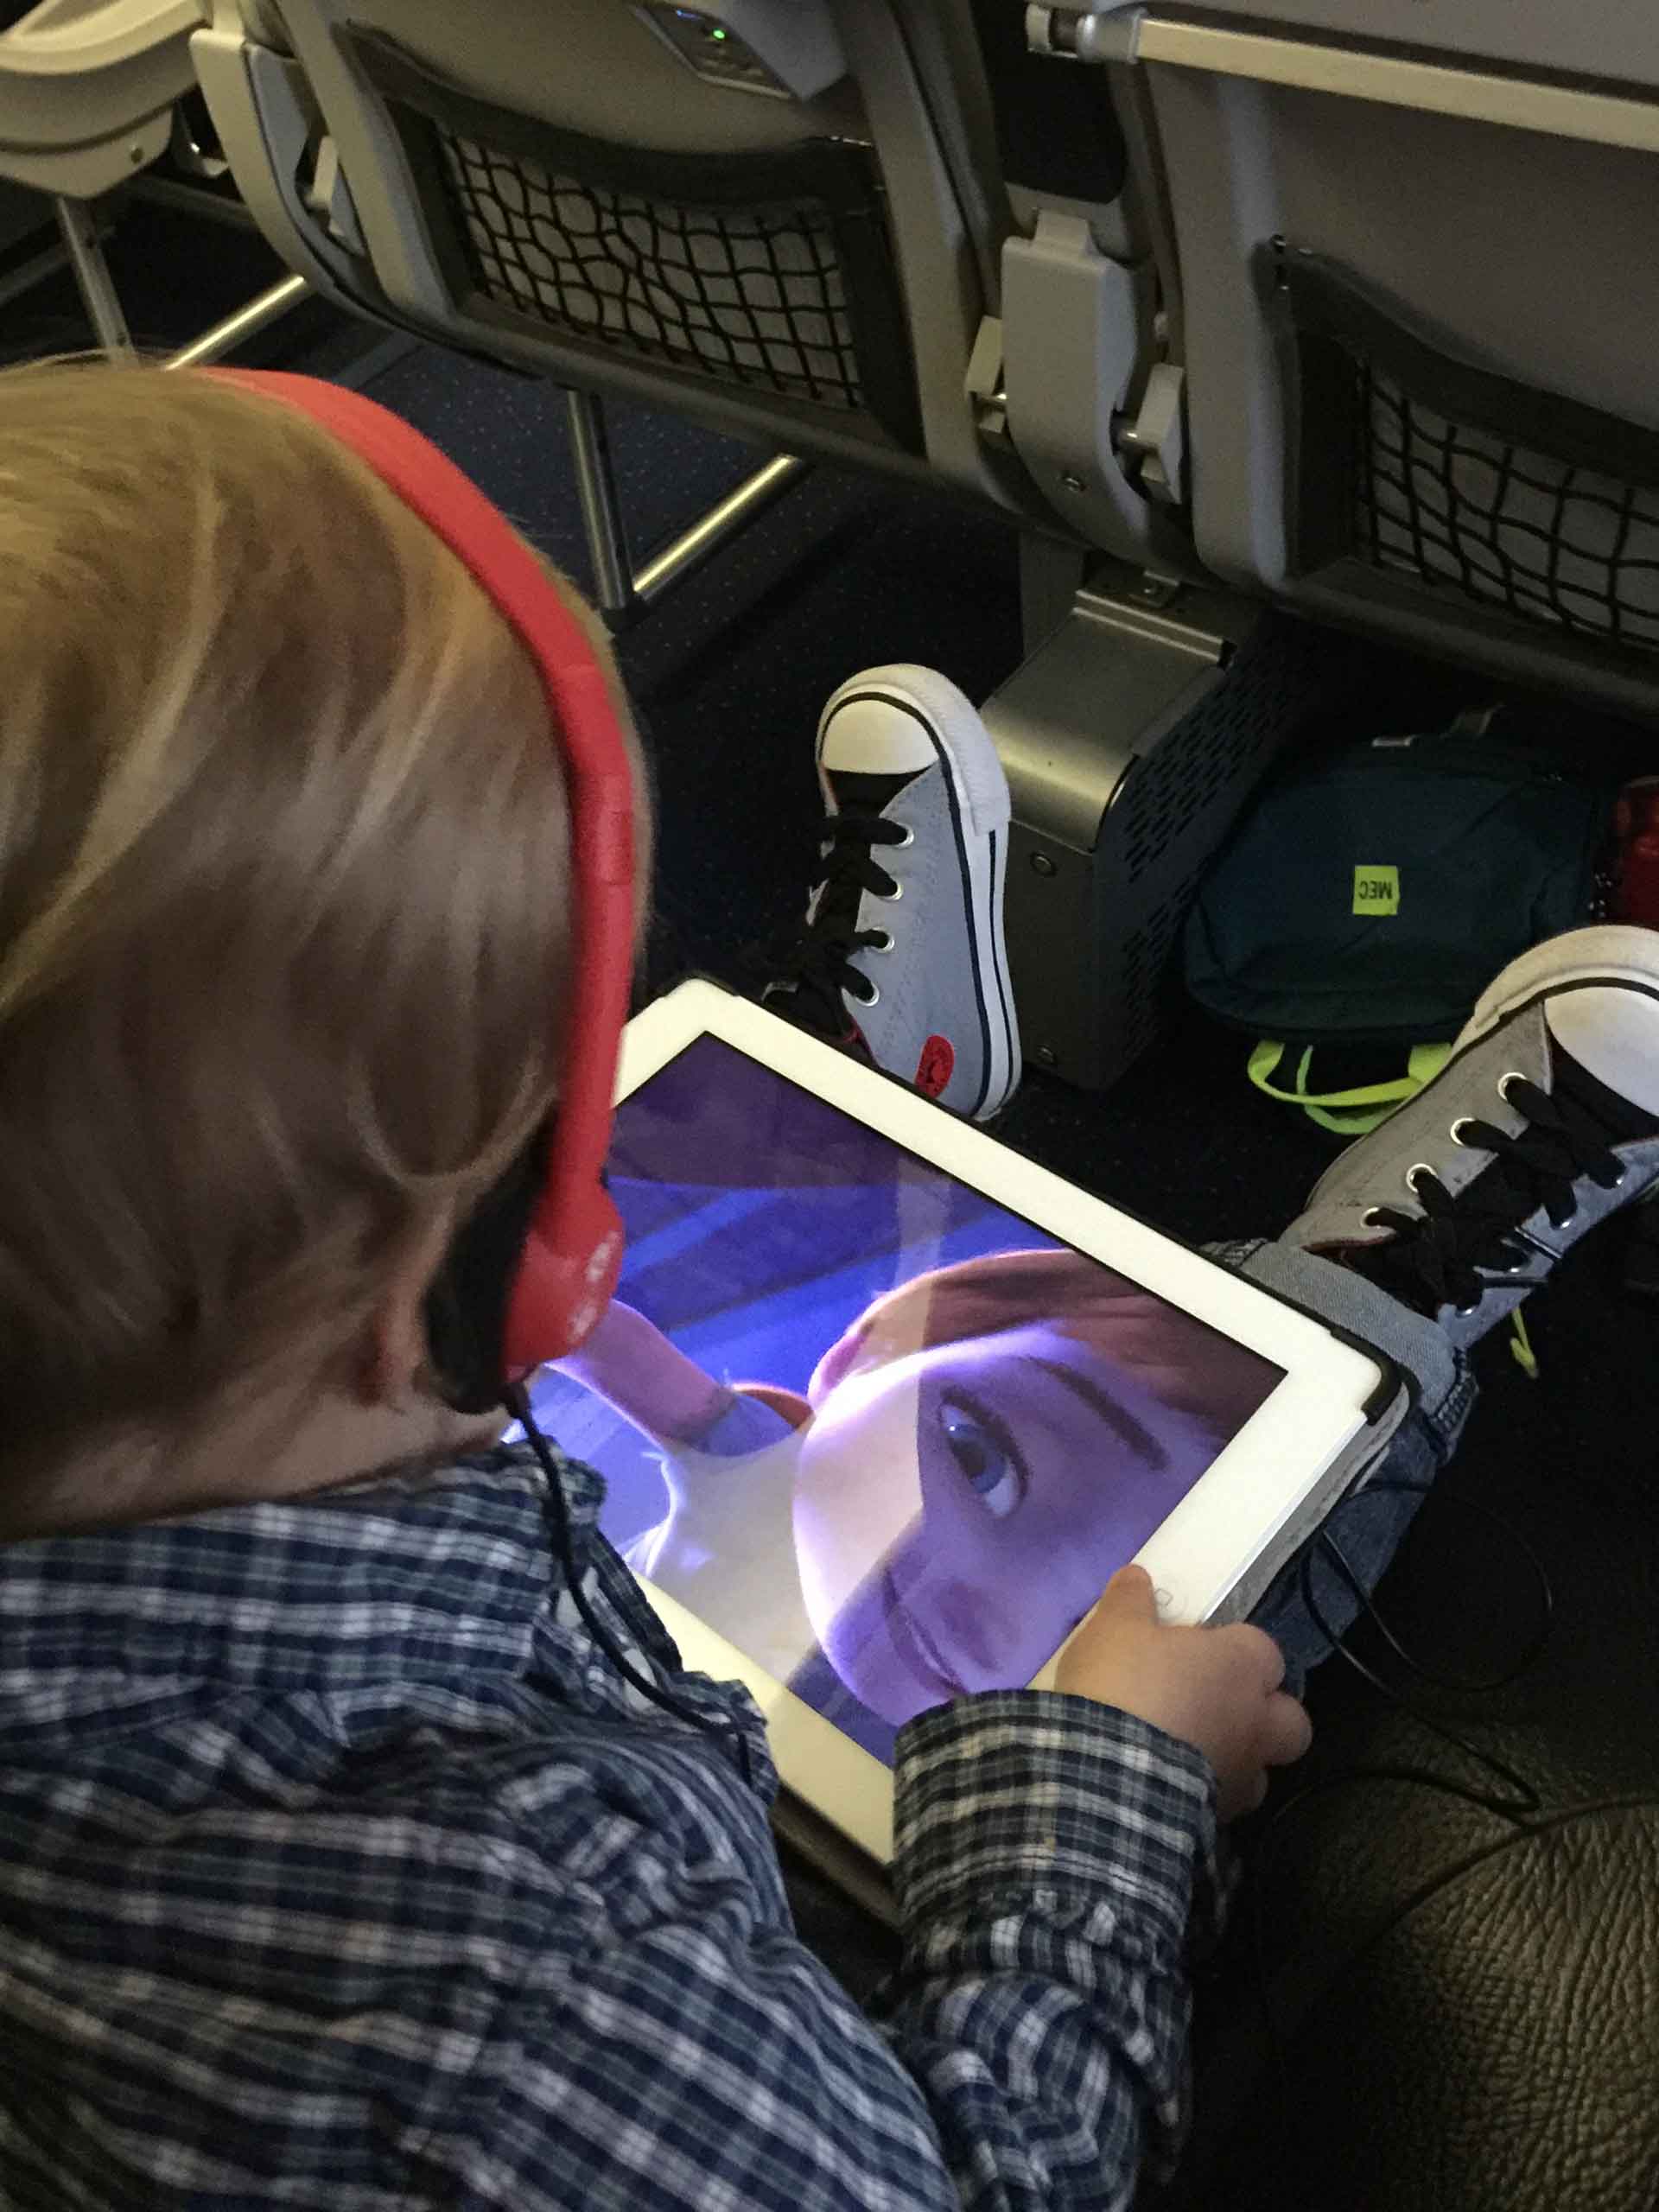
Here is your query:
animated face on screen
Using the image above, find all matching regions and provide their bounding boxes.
[789,1249,1278,1725]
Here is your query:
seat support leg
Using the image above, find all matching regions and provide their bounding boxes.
[54,198,132,359]
[564,387,632,616]
[163,272,309,370]
[564,385,809,622]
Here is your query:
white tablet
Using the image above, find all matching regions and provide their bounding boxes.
[526,978,1391,1868]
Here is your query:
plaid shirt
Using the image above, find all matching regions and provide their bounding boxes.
[0,1445,1224,2209]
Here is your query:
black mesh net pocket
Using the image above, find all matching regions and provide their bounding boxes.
[1282,248,1659,658]
[435,134,859,408]
[354,34,921,450]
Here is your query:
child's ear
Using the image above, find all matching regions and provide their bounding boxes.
[359,1211,457,1408]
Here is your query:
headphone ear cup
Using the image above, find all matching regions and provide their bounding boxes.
[216,375,637,1415]
[504,1179,624,1372]
[424,1124,551,1415]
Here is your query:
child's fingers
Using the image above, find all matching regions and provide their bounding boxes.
[1260,1690,1314,1768]
[1213,1622,1287,1692]
[1094,1563,1159,1623]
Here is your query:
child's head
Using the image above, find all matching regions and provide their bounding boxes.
[790,1247,1280,1722]
[0,361,639,1516]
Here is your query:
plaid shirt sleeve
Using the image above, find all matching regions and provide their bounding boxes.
[875,1690,1227,2209]
[430,1688,1221,2212]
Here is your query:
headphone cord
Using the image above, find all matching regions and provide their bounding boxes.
[1240,1473,1557,2107]
[505,1382,758,1794]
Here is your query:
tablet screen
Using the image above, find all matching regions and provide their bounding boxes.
[528,1033,1282,1765]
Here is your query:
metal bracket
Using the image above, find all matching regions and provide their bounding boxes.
[1116,360,1186,504]
[226,41,372,302]
[1026,4,1145,66]
[1001,211,1158,552]
[964,314,1008,442]
[304,136,367,254]
[169,99,231,183]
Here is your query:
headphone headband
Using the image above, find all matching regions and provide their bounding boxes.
[209,370,633,1377]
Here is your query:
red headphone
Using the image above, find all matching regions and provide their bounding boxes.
[211,371,634,1385]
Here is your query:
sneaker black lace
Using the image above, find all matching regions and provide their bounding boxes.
[1358,1071,1630,1316]
[762,810,907,1037]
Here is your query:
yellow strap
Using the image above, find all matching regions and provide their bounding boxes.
[1247,1041,1453,1136]
[1509,1307,1540,1381]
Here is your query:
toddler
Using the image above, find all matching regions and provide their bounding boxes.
[1,360,1656,2212]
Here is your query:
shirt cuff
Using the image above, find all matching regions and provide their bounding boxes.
[891,1689,1224,1957]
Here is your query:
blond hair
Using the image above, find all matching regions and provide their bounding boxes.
[0,359,637,1484]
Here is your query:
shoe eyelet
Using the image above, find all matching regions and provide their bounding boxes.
[870,930,894,953]
[1362,1207,1385,1228]
[854,980,880,1007]
[1497,1071,1529,1106]
[1454,1299,1483,1318]
[1449,1117,1478,1147]
[875,880,903,904]
[893,824,915,849]
[1405,1163,1435,1197]
[1611,1163,1629,1189]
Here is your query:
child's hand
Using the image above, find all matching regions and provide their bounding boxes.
[1053,1565,1312,1821]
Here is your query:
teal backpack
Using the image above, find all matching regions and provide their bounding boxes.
[1184,712,1617,1135]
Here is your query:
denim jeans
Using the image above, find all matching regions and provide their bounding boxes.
[1211,1237,1479,1694]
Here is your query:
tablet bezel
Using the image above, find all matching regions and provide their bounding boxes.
[607,979,1385,1865]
